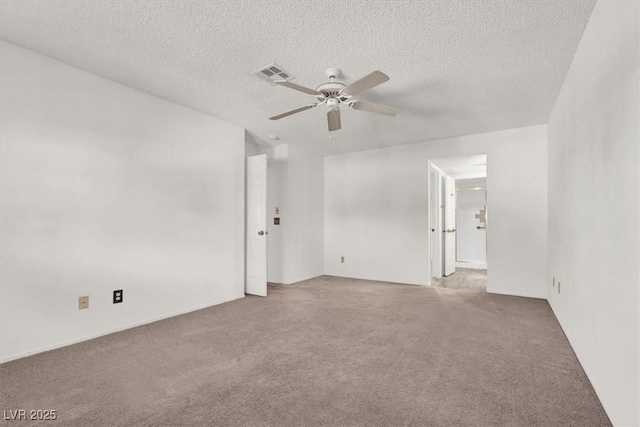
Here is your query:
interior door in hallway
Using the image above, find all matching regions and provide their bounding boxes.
[246,154,267,297]
[443,175,456,276]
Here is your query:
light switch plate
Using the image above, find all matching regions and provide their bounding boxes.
[79,295,89,310]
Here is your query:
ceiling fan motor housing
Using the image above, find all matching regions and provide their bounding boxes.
[316,82,349,102]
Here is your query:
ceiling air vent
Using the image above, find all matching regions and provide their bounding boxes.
[251,63,295,85]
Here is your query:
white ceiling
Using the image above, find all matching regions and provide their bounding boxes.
[432,154,487,179]
[0,1,596,155]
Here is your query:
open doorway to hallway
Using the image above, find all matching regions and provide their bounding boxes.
[246,154,268,297]
[429,154,487,292]
[266,156,286,288]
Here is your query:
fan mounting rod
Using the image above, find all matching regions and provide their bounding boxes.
[325,67,341,80]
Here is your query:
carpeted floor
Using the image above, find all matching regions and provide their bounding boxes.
[432,268,488,291]
[0,276,610,426]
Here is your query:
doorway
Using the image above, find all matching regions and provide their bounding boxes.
[428,154,487,292]
[246,154,268,297]
[245,145,290,297]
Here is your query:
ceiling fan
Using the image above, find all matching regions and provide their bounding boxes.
[269,68,400,132]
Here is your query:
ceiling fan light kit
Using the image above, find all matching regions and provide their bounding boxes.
[269,67,400,132]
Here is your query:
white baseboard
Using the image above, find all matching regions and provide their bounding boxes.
[456,261,487,269]
[282,273,324,285]
[486,288,545,300]
[0,293,245,364]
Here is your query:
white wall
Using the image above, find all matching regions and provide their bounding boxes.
[325,125,547,298]
[267,160,287,283]
[281,142,324,284]
[245,137,260,157]
[547,1,639,425]
[456,189,487,267]
[0,41,246,362]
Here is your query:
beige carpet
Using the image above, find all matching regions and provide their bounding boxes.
[0,276,609,426]
[432,268,488,291]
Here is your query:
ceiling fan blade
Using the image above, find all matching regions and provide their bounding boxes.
[275,80,322,96]
[327,108,341,132]
[341,71,390,96]
[269,104,317,120]
[349,100,400,117]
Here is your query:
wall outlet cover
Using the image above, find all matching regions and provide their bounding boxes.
[341,256,345,263]
[113,289,123,304]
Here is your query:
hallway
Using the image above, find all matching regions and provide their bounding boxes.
[432,268,487,292]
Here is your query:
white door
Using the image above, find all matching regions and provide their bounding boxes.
[429,176,435,276]
[246,154,267,297]
[430,170,444,279]
[443,175,456,276]
[429,169,439,278]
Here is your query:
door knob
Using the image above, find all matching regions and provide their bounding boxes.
[258,231,264,236]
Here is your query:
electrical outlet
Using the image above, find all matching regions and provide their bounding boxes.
[558,282,561,294]
[553,276,556,287]
[113,289,123,304]
[341,256,345,263]
[78,296,89,310]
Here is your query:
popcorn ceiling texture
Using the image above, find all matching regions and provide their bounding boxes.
[0,1,596,154]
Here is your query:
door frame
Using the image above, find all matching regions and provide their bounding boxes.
[428,154,489,288]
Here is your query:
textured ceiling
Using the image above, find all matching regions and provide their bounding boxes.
[0,1,596,155]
